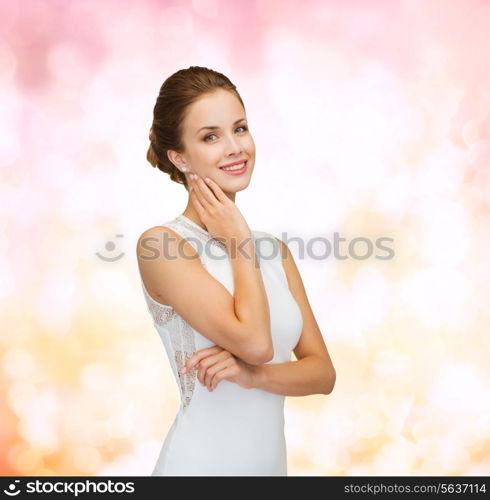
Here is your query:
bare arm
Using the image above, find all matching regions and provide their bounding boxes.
[249,356,334,396]
[228,234,273,361]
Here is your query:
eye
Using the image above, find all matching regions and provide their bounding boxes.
[204,125,248,142]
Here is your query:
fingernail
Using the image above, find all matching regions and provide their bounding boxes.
[181,367,187,374]
[205,177,210,183]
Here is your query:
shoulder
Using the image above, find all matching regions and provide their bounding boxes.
[137,224,174,240]
[136,224,173,250]
[136,224,198,261]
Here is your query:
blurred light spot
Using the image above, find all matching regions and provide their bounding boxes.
[14,448,44,474]
[90,270,132,306]
[3,349,36,379]
[0,43,17,82]
[71,445,102,474]
[107,401,135,438]
[399,267,469,328]
[80,363,115,392]
[37,271,75,332]
[468,139,490,168]
[158,6,193,39]
[351,268,392,330]
[16,390,60,451]
[8,381,37,418]
[373,349,411,379]
[418,200,469,267]
[0,264,15,301]
[62,174,103,222]
[429,363,490,414]
[0,92,20,165]
[462,119,487,146]
[355,413,383,439]
[192,0,219,19]
[47,42,89,85]
[414,142,467,197]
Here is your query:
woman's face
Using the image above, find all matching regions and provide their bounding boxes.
[172,89,255,194]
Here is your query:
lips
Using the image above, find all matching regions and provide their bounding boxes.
[219,159,247,169]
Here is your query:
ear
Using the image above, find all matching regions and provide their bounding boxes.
[167,149,187,170]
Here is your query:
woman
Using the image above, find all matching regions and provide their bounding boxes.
[137,66,336,476]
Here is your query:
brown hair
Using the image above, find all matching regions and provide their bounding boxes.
[147,66,246,190]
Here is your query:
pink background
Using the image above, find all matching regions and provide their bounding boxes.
[1,0,490,475]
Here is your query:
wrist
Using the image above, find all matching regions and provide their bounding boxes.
[250,363,266,389]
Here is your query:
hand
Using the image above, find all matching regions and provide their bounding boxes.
[181,345,257,391]
[187,173,252,247]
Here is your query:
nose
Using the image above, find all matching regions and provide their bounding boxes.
[224,133,243,156]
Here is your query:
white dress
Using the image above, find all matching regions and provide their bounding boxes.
[139,214,303,476]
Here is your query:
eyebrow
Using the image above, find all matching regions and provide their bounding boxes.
[196,118,247,135]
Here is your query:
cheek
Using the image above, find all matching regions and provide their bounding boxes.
[197,147,220,164]
[244,136,255,153]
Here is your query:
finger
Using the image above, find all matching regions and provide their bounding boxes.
[204,359,234,390]
[196,351,230,385]
[197,364,205,386]
[201,351,234,385]
[210,362,236,390]
[196,357,214,385]
[204,359,230,390]
[189,184,206,220]
[193,175,220,207]
[202,176,229,205]
[189,348,232,375]
[194,346,223,359]
[183,346,223,374]
[182,349,210,374]
[189,177,207,214]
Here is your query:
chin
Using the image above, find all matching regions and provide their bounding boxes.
[220,184,249,195]
[221,176,252,194]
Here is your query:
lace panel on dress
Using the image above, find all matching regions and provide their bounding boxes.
[170,316,197,409]
[141,282,176,327]
[147,297,176,326]
[142,281,197,409]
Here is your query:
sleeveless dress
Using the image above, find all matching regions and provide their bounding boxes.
[139,214,303,476]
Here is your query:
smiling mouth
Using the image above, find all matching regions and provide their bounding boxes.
[219,160,247,172]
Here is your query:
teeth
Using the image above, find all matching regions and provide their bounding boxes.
[221,162,245,171]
